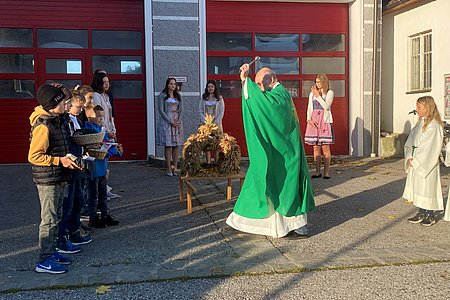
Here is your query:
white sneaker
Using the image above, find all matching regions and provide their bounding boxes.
[106,190,120,199]
[107,185,112,192]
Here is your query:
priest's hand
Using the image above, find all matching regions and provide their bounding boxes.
[407,158,413,167]
[239,64,249,83]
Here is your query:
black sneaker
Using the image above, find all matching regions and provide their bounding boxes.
[102,214,119,226]
[284,231,308,240]
[407,212,424,224]
[89,216,107,228]
[421,215,436,227]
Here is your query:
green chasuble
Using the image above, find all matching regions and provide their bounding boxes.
[233,78,315,218]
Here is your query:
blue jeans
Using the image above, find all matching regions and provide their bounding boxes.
[58,172,85,242]
[36,183,66,262]
[79,178,88,216]
[86,175,108,219]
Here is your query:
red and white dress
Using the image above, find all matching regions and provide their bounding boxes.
[304,90,334,145]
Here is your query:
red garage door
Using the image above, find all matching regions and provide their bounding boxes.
[0,0,146,163]
[206,1,349,156]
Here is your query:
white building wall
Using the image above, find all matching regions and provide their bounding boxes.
[382,0,450,135]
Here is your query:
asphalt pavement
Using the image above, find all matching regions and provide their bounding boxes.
[1,157,450,299]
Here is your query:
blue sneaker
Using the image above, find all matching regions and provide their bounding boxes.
[51,252,72,265]
[56,238,82,254]
[35,256,67,274]
[70,231,92,246]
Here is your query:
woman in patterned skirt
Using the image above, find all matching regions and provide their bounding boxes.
[156,77,184,176]
[304,74,334,179]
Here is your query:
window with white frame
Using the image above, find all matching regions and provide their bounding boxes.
[408,31,432,92]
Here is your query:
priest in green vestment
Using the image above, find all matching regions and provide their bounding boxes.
[226,64,315,238]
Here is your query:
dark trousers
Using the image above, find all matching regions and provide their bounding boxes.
[79,178,88,216]
[86,175,108,219]
[58,175,85,243]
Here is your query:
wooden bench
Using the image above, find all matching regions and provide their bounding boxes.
[179,172,246,214]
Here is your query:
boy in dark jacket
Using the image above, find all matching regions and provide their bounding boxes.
[29,84,81,274]
[57,90,92,255]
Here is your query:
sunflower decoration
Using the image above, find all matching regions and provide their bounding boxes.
[181,114,240,177]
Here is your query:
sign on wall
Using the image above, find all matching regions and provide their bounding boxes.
[168,75,187,83]
[445,74,450,119]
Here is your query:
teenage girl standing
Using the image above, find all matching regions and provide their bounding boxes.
[156,77,184,176]
[304,73,334,179]
[199,80,225,165]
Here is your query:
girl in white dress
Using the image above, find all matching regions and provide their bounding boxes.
[199,80,225,164]
[403,96,444,226]
[91,73,116,141]
[199,81,225,132]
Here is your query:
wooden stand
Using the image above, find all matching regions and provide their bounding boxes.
[179,172,246,214]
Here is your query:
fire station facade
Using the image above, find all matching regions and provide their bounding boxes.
[0,0,380,163]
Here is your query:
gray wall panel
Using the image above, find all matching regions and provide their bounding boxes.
[151,0,201,159]
[153,48,201,157]
[153,50,199,93]
[153,21,199,47]
[153,3,198,16]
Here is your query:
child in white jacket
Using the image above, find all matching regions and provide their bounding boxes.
[403,96,444,226]
[443,136,450,221]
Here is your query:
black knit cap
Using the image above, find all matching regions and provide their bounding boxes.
[36,84,67,111]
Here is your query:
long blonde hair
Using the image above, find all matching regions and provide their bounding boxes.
[316,73,329,95]
[417,96,443,131]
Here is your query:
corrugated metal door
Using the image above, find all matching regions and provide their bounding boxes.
[0,0,145,163]
[206,1,349,156]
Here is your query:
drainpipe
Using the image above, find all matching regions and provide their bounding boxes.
[199,0,207,91]
[371,0,378,157]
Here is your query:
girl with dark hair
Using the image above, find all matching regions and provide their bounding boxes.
[199,80,225,165]
[91,73,116,140]
[156,77,184,176]
[199,80,225,133]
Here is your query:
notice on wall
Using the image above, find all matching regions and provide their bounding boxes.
[168,75,187,83]
[445,74,450,119]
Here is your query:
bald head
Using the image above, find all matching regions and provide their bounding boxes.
[255,67,277,91]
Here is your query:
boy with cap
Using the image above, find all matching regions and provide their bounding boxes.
[29,83,81,274]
